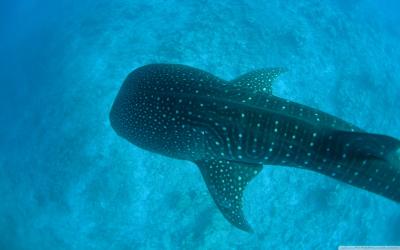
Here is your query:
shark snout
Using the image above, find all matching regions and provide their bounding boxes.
[109,93,127,138]
[109,101,120,134]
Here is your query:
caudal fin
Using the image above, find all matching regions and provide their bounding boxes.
[326,130,400,202]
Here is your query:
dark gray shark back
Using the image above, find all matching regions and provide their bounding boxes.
[110,64,359,155]
[110,64,400,232]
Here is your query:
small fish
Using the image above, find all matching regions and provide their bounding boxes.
[110,64,400,232]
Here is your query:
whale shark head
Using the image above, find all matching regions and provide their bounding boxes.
[109,64,227,160]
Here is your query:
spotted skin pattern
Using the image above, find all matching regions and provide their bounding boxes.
[110,64,400,232]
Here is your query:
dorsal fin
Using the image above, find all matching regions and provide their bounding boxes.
[196,159,263,232]
[230,68,287,95]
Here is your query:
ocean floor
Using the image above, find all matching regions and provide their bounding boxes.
[1,0,400,249]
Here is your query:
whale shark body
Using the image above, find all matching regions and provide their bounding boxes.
[110,64,400,232]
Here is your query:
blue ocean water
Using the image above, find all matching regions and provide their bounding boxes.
[1,0,400,249]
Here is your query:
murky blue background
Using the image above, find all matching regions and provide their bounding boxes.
[1,0,399,249]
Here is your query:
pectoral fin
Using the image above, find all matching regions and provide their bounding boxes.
[196,159,262,232]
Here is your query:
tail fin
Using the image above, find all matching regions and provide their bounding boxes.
[326,130,400,202]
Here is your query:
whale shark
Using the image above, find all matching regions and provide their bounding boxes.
[110,64,400,232]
